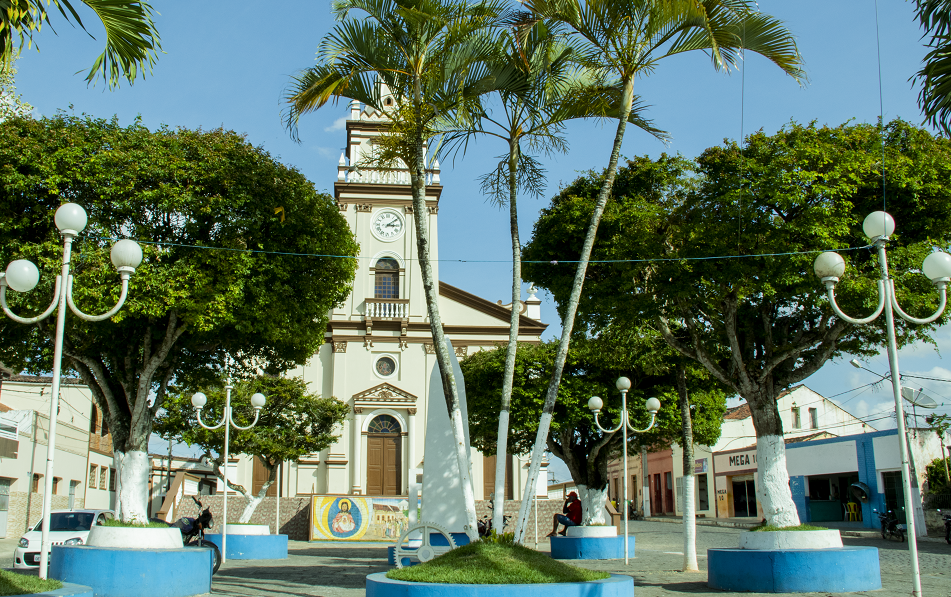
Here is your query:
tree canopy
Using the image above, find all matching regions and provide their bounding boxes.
[0,114,359,518]
[154,376,350,520]
[462,335,726,494]
[523,118,951,525]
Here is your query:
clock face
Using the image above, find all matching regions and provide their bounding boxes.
[372,210,404,241]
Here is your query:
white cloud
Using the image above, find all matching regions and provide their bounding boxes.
[324,116,347,132]
[314,146,337,160]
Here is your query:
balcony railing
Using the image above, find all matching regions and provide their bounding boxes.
[365,298,409,320]
[338,165,440,185]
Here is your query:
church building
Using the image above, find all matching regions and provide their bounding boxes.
[273,100,549,502]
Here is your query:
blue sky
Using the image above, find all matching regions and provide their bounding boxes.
[10,1,951,474]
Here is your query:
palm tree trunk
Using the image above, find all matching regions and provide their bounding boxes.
[676,367,699,572]
[513,75,637,542]
[493,140,522,532]
[408,112,478,541]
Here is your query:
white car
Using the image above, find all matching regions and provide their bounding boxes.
[13,509,114,568]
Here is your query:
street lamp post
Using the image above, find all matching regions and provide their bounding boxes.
[587,377,660,565]
[0,203,141,578]
[191,360,266,565]
[814,210,951,597]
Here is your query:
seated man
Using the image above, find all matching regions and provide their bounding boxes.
[547,491,582,536]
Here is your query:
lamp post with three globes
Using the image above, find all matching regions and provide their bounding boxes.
[0,203,142,578]
[813,210,951,597]
[191,360,266,564]
[587,377,660,565]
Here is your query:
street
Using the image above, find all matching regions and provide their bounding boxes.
[3,521,950,596]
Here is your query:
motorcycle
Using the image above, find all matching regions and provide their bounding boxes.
[938,509,951,545]
[477,513,513,538]
[874,508,906,542]
[160,496,222,574]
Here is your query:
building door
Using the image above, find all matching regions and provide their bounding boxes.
[366,415,402,496]
[665,472,674,513]
[731,477,757,517]
[0,478,10,538]
[252,457,277,497]
[882,471,906,522]
[482,454,513,500]
[652,474,663,515]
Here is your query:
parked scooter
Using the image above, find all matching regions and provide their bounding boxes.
[938,509,951,545]
[159,496,222,573]
[874,508,906,542]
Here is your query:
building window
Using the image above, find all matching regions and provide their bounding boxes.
[791,407,801,429]
[374,258,400,299]
[368,414,401,434]
[52,477,60,495]
[99,467,108,490]
[375,355,397,378]
[101,417,108,437]
[32,473,43,493]
[809,407,818,429]
[109,468,117,492]
[89,465,98,488]
[90,408,98,433]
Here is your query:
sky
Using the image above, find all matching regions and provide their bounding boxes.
[9,1,951,479]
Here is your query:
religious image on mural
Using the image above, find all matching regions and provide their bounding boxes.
[310,495,420,541]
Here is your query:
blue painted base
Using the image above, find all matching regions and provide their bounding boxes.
[367,572,633,597]
[549,535,635,560]
[708,547,882,593]
[7,582,94,597]
[49,545,212,597]
[204,533,288,560]
[387,533,471,566]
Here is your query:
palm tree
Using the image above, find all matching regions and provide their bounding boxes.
[1,0,161,88]
[912,0,951,135]
[444,19,666,532]
[510,0,804,543]
[283,0,514,541]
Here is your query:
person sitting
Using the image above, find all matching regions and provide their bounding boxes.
[547,491,582,537]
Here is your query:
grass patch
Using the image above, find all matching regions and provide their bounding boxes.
[386,541,611,585]
[101,519,170,528]
[0,570,63,596]
[749,523,828,532]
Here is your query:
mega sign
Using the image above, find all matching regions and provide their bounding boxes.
[729,453,756,467]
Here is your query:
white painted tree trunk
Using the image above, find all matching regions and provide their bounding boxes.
[239,494,265,523]
[449,403,478,541]
[118,450,150,523]
[577,484,608,526]
[681,473,698,572]
[756,435,800,527]
[112,450,124,520]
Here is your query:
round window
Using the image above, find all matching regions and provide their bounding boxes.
[375,356,397,377]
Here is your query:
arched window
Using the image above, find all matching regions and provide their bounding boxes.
[367,414,401,434]
[374,258,399,299]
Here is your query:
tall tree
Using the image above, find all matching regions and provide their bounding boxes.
[443,19,665,531]
[462,335,726,525]
[283,0,515,541]
[912,0,951,135]
[508,0,804,542]
[1,0,161,88]
[523,119,951,526]
[155,376,350,522]
[0,114,359,521]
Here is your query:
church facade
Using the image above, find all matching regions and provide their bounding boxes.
[272,101,549,502]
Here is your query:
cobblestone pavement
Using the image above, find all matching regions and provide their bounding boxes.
[4,521,950,596]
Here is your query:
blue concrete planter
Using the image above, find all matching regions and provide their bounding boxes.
[7,582,93,597]
[549,535,635,560]
[366,572,633,597]
[204,533,288,560]
[708,547,882,593]
[49,545,212,597]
